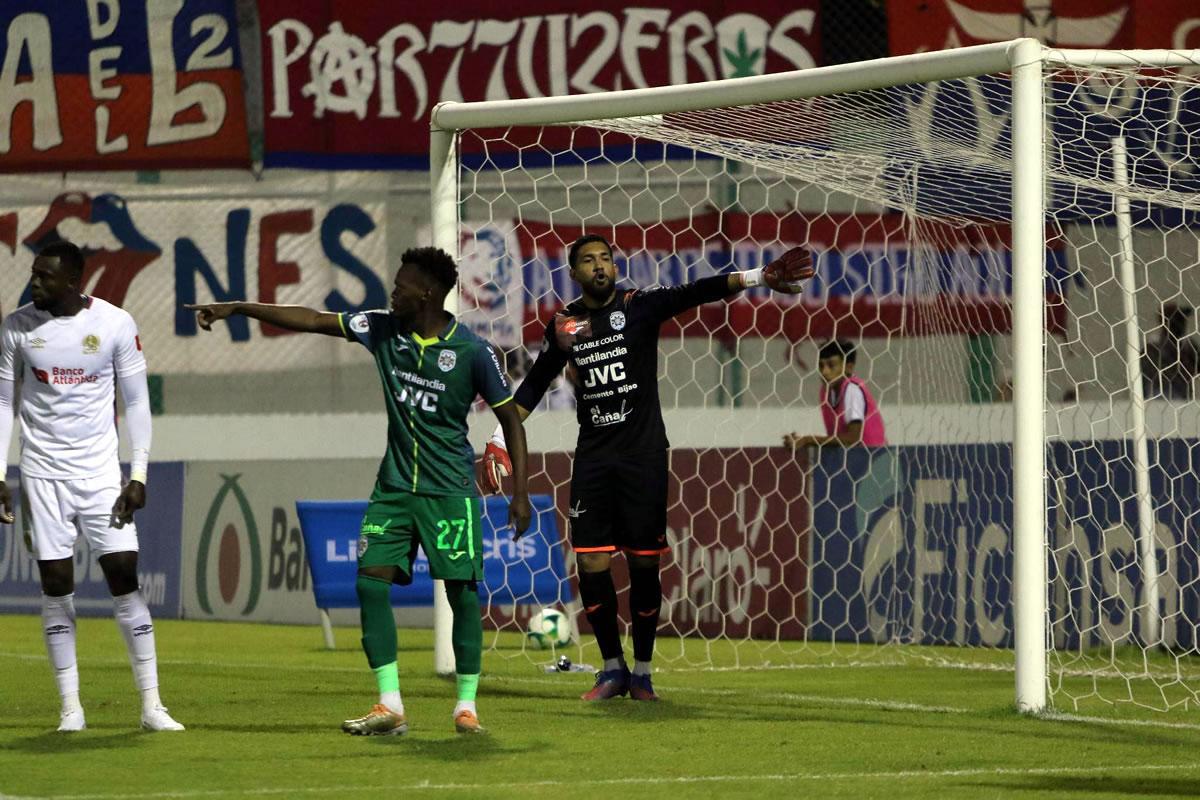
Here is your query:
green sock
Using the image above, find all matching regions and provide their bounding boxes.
[373,662,399,694]
[445,580,483,675]
[456,673,480,703]
[356,574,397,669]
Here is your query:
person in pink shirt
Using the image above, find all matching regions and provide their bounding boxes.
[783,340,887,450]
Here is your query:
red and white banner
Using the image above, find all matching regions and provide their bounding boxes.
[888,0,1134,54]
[259,2,821,170]
[888,0,1199,55]
[0,1,249,173]
[460,210,1070,343]
[506,449,809,640]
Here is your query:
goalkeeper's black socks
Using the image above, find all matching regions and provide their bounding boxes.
[578,568,624,662]
[628,563,662,664]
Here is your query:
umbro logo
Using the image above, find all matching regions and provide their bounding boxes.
[44,624,70,636]
[132,624,154,637]
[29,337,45,349]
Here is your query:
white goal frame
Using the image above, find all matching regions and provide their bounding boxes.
[428,38,1200,713]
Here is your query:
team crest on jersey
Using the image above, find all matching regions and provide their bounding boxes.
[82,334,100,354]
[609,311,626,331]
[437,349,457,372]
[358,535,369,558]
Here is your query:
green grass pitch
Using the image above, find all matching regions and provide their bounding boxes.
[3,614,1200,800]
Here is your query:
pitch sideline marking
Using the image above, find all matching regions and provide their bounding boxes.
[4,761,1200,800]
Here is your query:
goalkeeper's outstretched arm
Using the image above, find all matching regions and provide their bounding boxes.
[644,246,815,321]
[185,302,344,337]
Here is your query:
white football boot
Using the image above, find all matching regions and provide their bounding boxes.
[57,707,86,732]
[141,705,185,731]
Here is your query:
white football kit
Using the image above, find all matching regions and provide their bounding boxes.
[0,297,151,560]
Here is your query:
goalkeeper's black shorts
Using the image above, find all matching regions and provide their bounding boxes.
[567,448,669,556]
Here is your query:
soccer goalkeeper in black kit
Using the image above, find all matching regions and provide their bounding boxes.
[484,234,812,701]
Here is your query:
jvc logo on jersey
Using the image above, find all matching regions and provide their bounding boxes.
[396,385,439,412]
[582,363,626,388]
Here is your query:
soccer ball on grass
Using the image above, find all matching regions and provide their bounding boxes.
[526,607,571,649]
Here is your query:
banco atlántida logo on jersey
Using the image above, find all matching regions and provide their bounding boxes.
[196,474,262,616]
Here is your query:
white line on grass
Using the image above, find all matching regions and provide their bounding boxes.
[495,673,971,714]
[4,651,1199,731]
[5,761,1200,799]
[1043,711,1200,732]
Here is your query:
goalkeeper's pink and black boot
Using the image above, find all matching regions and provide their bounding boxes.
[581,666,631,701]
[628,672,660,702]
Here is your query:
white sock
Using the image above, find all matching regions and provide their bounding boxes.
[603,657,625,672]
[633,661,653,677]
[453,700,477,717]
[381,691,403,715]
[42,594,80,710]
[112,590,161,711]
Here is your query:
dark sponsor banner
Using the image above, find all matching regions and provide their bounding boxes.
[0,1,249,172]
[504,211,1070,340]
[809,442,1200,650]
[528,448,808,640]
[294,495,571,609]
[0,463,185,618]
[259,2,821,170]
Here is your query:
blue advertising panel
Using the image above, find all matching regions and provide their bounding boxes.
[809,442,1200,650]
[0,462,186,618]
[296,494,571,609]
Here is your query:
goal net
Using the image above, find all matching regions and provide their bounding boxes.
[434,41,1200,713]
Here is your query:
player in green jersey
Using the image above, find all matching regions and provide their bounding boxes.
[187,247,530,736]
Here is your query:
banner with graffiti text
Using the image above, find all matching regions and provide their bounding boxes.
[0,186,388,373]
[459,210,1072,344]
[259,2,821,170]
[0,1,248,172]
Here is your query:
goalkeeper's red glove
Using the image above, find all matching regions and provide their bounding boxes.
[482,425,511,494]
[762,246,814,294]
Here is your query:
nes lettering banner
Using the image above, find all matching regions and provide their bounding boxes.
[0,187,387,374]
[0,1,249,172]
[259,2,820,170]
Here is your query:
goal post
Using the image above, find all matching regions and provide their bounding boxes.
[428,39,1200,714]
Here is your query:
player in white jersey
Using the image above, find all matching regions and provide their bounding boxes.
[0,241,183,733]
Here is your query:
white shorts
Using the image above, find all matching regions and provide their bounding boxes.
[22,472,139,561]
